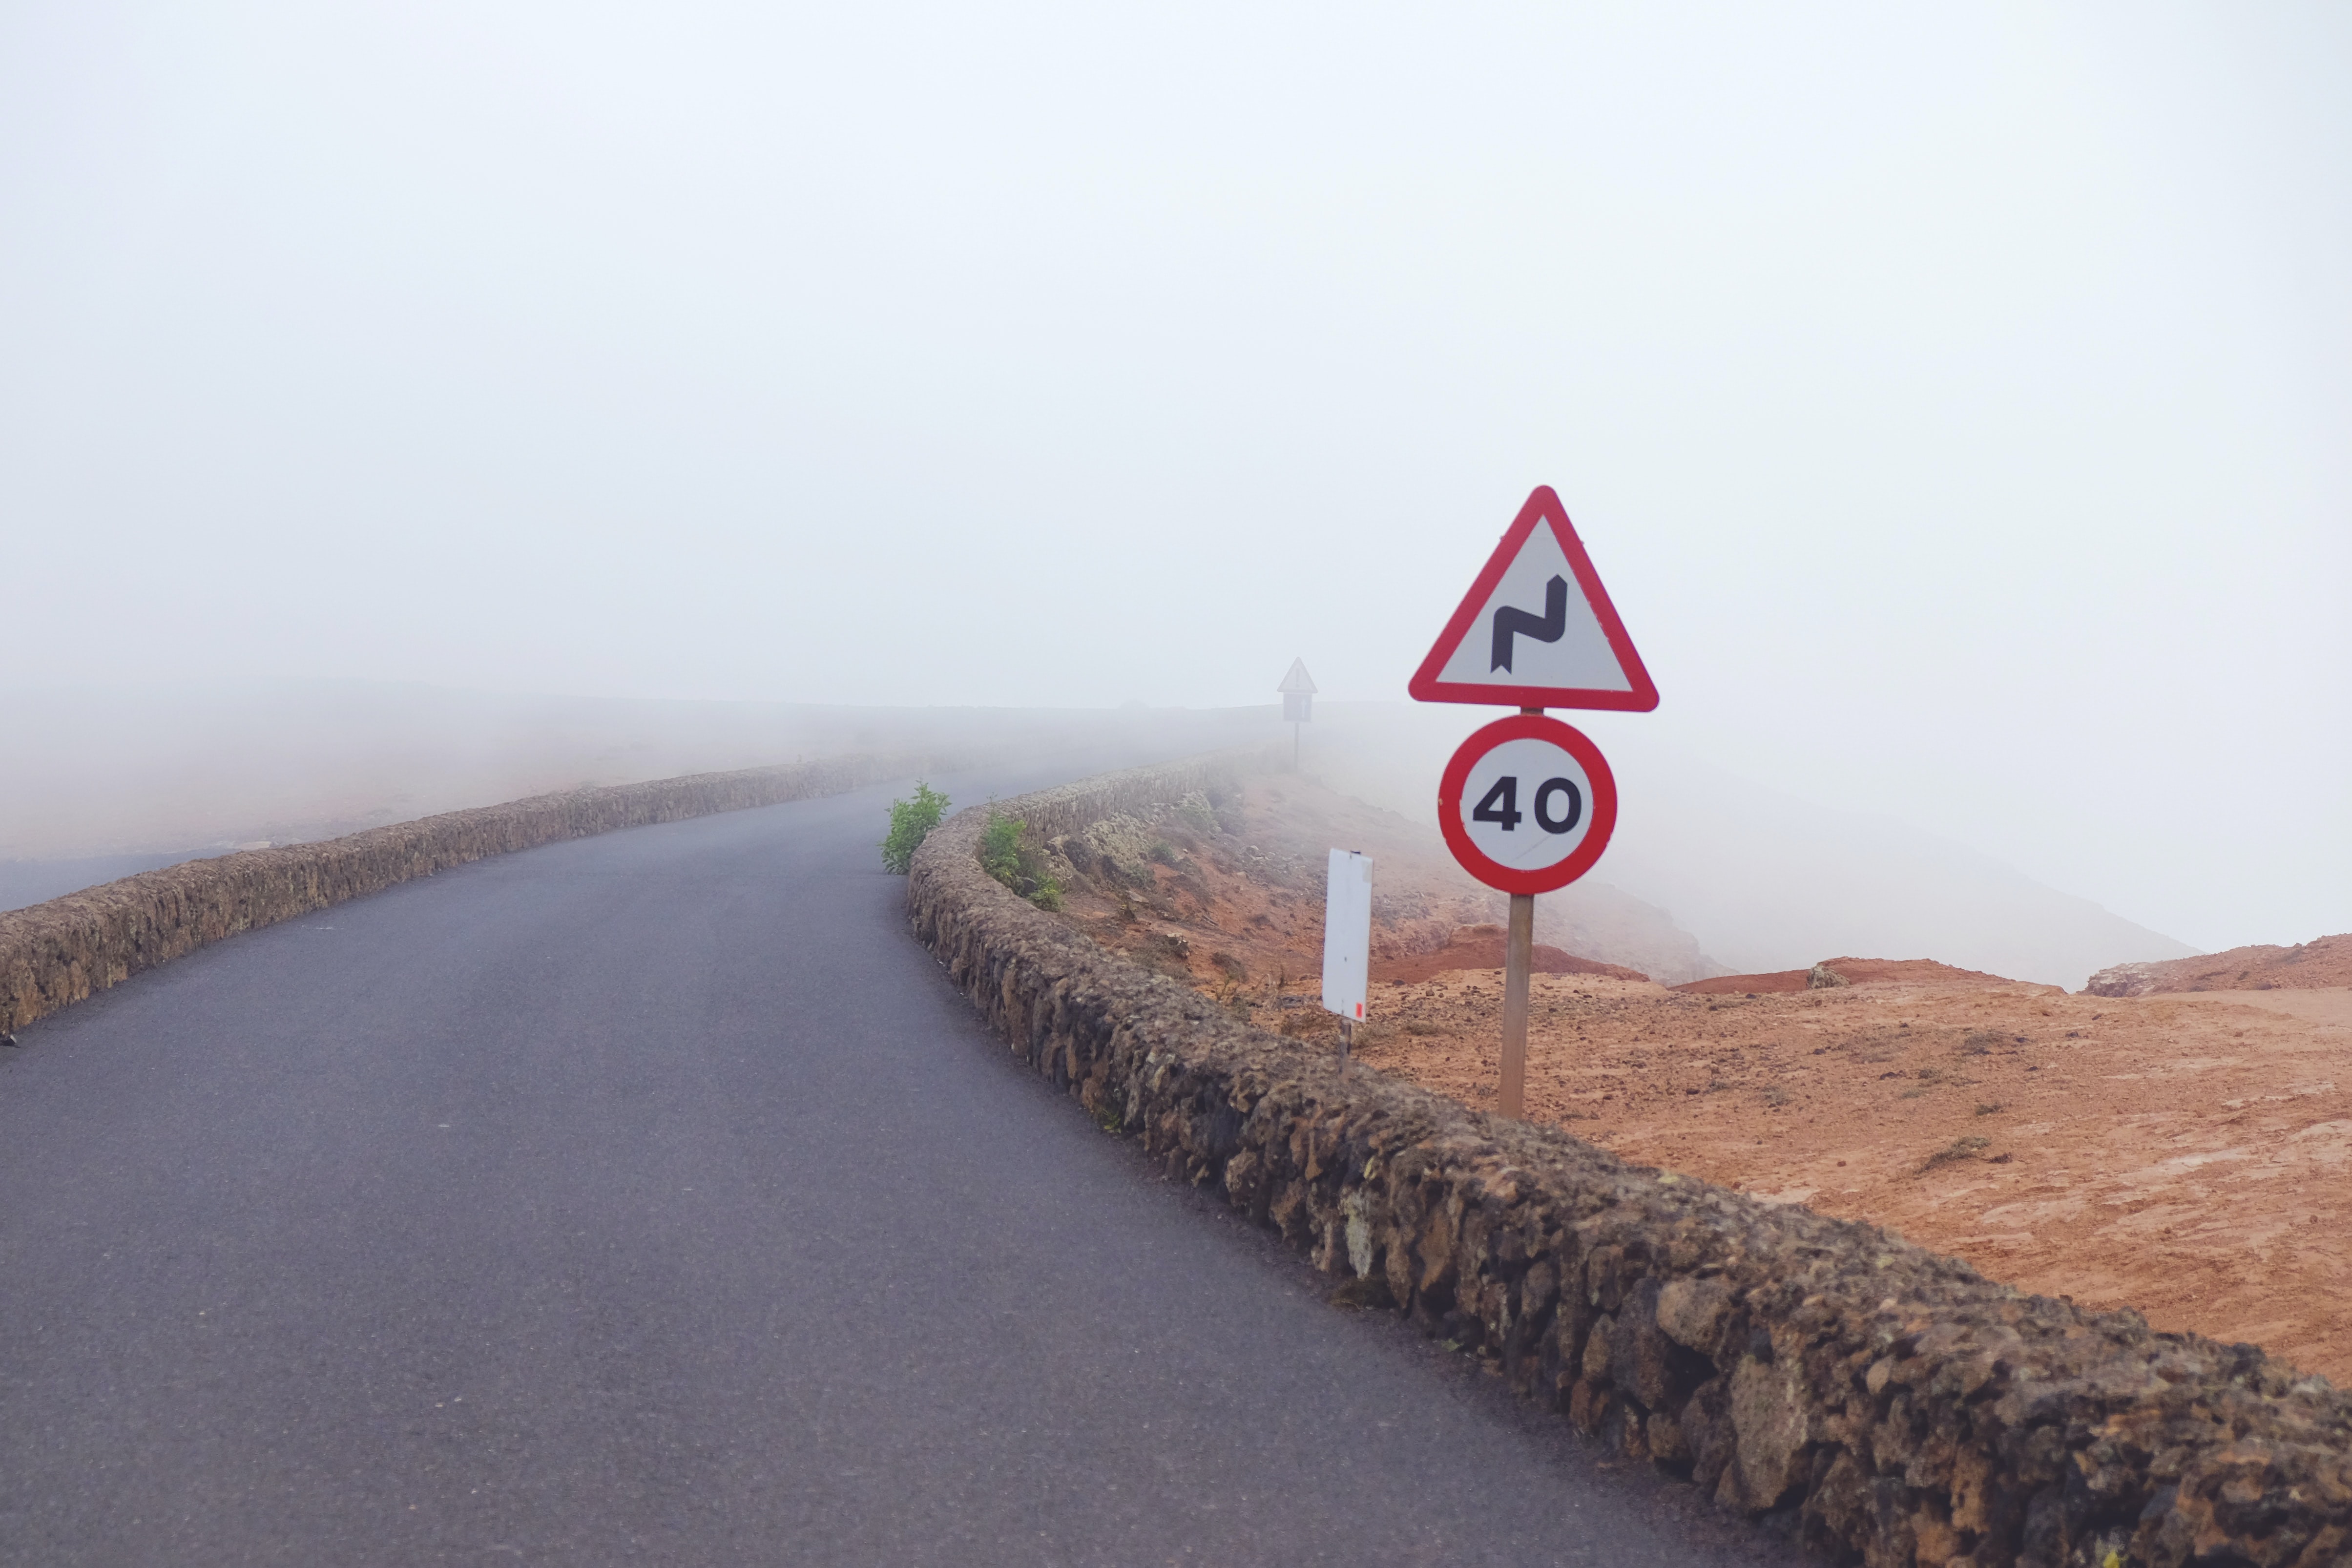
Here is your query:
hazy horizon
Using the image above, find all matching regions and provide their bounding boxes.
[5,4,2346,956]
[0,677,2245,991]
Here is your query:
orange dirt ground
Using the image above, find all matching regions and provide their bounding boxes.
[1043,776,2352,1384]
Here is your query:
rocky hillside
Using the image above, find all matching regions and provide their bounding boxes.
[2085,932,2352,996]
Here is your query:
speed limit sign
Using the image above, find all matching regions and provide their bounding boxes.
[1410,487,1649,1118]
[1437,714,1619,894]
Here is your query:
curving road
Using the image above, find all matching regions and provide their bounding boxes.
[0,750,1806,1566]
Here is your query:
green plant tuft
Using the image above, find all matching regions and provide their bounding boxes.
[880,782,950,874]
[978,809,1068,909]
[980,811,1025,888]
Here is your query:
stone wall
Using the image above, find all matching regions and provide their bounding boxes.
[907,756,2352,1568]
[1,753,951,1034]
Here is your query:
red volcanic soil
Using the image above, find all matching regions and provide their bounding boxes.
[1339,971,2352,1382]
[1374,924,1647,984]
[1676,957,2036,996]
[1038,776,2352,1380]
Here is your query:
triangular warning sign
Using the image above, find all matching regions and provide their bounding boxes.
[1276,658,1317,694]
[1407,486,1659,711]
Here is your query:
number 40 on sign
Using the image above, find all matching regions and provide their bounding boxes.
[1438,713,1618,897]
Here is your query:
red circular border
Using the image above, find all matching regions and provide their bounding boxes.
[1437,715,1619,895]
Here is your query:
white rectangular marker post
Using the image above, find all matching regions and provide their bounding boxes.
[1321,849,1373,1062]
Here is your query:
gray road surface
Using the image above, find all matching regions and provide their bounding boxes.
[0,750,1809,1566]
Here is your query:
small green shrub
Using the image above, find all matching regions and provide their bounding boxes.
[979,811,1024,888]
[879,782,950,874]
[974,810,1067,909]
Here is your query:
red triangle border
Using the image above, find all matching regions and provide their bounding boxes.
[1406,486,1660,712]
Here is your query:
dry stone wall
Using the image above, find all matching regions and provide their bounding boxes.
[907,755,2352,1568]
[1,753,952,1034]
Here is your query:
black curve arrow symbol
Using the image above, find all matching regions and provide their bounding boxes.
[1490,575,1569,672]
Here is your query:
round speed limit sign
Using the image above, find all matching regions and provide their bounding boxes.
[1437,714,1619,894]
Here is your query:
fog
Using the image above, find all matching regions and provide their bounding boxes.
[4,4,2347,963]
[1298,702,2195,990]
[0,681,1270,909]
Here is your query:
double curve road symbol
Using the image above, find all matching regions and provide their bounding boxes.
[1490,575,1569,672]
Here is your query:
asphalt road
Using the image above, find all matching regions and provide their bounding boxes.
[0,750,1808,1567]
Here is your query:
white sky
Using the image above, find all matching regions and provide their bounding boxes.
[3,2,2346,952]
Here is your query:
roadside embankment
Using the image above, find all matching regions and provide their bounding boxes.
[1,753,949,1034]
[907,754,2352,1568]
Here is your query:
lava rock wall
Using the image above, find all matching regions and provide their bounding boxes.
[1,753,945,1034]
[908,756,2352,1568]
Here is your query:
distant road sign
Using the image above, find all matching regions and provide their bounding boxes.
[1408,486,1659,711]
[1278,658,1316,723]
[1436,715,1618,894]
